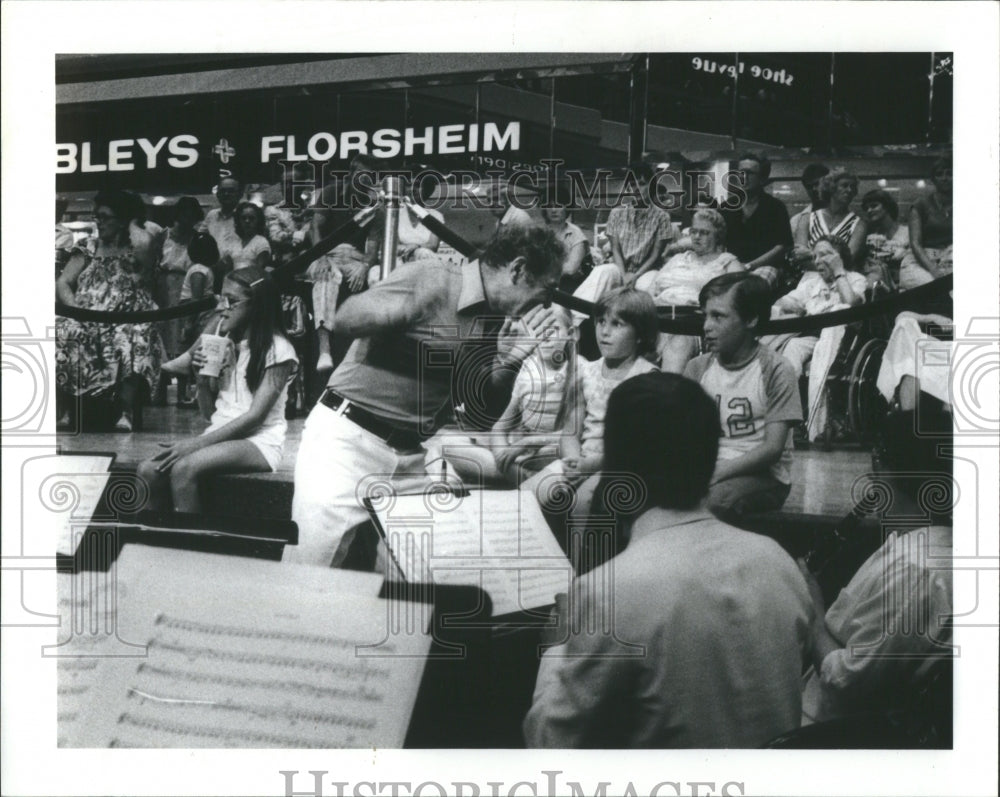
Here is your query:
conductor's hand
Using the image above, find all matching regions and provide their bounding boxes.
[497,305,560,367]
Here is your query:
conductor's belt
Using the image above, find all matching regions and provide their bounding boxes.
[320,389,424,451]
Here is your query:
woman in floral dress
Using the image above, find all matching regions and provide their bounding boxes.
[56,189,165,431]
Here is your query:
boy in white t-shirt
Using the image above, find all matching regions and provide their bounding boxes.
[684,273,802,522]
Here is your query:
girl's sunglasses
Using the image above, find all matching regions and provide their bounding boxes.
[218,296,251,310]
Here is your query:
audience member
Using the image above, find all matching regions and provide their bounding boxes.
[684,273,801,521]
[540,189,591,293]
[720,152,793,286]
[138,267,297,512]
[637,208,745,372]
[166,231,224,406]
[524,371,812,748]
[788,163,830,236]
[765,236,866,442]
[153,196,205,406]
[55,196,75,276]
[395,171,444,262]
[307,156,383,371]
[488,179,536,232]
[55,189,164,431]
[876,311,953,412]
[560,288,659,527]
[799,408,953,724]
[203,176,244,286]
[221,201,271,274]
[899,157,953,289]
[793,168,866,266]
[606,162,676,288]
[490,305,583,484]
[861,188,909,290]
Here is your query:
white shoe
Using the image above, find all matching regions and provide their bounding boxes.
[114,412,133,432]
[316,353,333,371]
[161,350,194,375]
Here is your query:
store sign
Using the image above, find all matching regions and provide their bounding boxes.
[55,136,200,175]
[260,122,519,163]
[690,56,796,87]
[55,122,521,177]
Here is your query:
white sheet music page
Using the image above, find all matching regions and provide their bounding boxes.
[375,490,573,617]
[32,454,115,557]
[61,546,425,748]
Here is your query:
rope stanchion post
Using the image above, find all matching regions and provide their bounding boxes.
[380,177,401,281]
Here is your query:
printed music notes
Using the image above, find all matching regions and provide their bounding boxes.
[57,546,426,748]
[369,489,573,618]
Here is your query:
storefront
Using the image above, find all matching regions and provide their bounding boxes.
[56,52,952,231]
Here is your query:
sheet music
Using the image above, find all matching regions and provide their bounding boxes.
[56,569,138,747]
[60,546,422,748]
[39,455,114,556]
[376,490,573,617]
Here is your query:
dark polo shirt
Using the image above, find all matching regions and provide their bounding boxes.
[327,257,511,434]
[721,192,793,264]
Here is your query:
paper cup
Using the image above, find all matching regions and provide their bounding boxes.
[199,333,231,378]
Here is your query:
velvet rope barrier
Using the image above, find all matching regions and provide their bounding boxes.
[56,295,217,324]
[406,199,954,336]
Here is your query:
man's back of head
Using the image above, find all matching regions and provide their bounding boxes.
[604,372,719,514]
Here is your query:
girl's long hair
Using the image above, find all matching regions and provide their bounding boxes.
[224,267,287,393]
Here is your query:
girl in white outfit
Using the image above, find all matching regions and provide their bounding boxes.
[138,267,298,512]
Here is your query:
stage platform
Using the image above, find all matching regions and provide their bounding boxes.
[56,402,875,522]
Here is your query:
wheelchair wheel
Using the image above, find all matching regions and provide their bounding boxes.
[847,337,888,444]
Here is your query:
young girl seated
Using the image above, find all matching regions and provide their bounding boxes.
[138,267,298,513]
[558,288,659,521]
[424,307,581,488]
[490,306,583,484]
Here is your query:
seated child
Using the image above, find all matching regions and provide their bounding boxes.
[559,288,659,524]
[425,307,582,489]
[138,268,298,513]
[684,273,801,523]
[490,305,584,484]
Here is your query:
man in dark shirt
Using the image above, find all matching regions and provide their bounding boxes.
[721,152,793,288]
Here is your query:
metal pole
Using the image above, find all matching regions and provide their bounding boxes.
[730,52,740,150]
[380,175,400,281]
[926,52,936,144]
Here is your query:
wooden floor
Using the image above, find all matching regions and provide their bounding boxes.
[58,392,874,518]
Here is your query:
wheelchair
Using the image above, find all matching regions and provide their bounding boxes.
[802,282,895,448]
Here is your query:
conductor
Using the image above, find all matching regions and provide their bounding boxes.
[286,224,565,567]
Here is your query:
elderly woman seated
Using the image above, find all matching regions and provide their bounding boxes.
[762,236,866,441]
[636,208,746,372]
